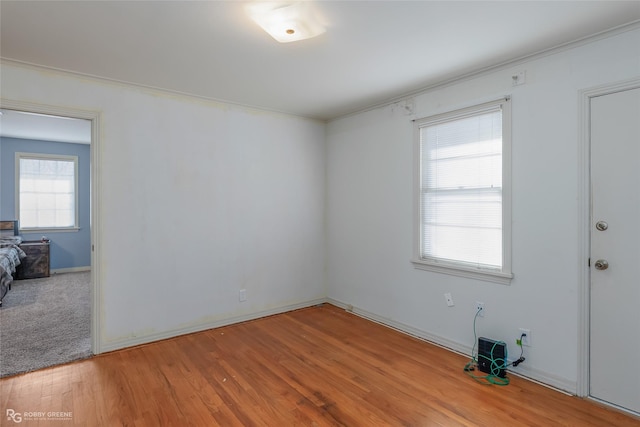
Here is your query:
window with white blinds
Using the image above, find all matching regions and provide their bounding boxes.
[17,153,79,230]
[413,98,512,284]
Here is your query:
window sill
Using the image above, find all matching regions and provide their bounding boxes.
[20,227,80,234]
[411,259,513,285]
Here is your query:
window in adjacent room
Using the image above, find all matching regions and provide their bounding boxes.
[412,98,512,284]
[16,153,79,231]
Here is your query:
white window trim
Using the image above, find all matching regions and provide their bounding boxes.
[15,152,80,232]
[411,98,513,285]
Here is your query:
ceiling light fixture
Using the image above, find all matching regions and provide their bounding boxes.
[245,2,326,43]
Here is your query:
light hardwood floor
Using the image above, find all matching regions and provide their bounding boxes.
[1,304,638,426]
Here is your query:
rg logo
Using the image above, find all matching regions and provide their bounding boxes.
[6,409,22,423]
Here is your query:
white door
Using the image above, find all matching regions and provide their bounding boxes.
[590,86,640,414]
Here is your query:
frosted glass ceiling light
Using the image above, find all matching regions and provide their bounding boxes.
[246,2,326,43]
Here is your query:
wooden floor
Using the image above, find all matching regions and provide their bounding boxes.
[1,304,638,426]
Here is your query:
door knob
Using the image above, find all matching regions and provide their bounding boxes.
[595,221,608,231]
[594,259,609,270]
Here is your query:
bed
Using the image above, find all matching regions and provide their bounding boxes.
[0,220,26,306]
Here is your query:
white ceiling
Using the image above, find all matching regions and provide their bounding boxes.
[1,1,640,122]
[0,110,91,144]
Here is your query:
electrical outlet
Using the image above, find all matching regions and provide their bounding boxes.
[239,289,247,302]
[518,328,531,346]
[444,293,454,307]
[476,301,485,317]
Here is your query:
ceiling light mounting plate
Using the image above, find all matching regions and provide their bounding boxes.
[245,1,326,43]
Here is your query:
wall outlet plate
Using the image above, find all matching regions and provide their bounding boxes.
[239,289,247,302]
[512,71,526,86]
[444,293,454,307]
[476,301,485,316]
[519,328,531,346]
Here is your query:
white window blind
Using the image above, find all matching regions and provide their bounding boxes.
[413,98,512,283]
[17,154,78,229]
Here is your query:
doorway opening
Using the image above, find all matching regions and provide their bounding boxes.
[0,101,101,376]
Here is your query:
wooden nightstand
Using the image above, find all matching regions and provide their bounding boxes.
[16,241,50,279]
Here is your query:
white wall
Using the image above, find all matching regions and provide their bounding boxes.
[326,27,640,393]
[1,63,326,351]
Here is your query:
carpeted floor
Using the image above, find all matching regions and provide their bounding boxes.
[0,271,92,377]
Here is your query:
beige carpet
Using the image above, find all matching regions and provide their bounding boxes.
[0,271,92,377]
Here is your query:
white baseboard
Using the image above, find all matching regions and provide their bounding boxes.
[100,297,328,353]
[51,266,91,274]
[326,298,577,395]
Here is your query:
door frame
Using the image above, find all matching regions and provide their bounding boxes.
[577,77,640,399]
[1,98,102,355]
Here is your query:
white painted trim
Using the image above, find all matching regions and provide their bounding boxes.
[577,85,591,399]
[327,298,577,394]
[51,266,91,274]
[577,78,640,399]
[91,105,102,355]
[411,260,513,285]
[21,227,80,233]
[1,98,102,355]
[100,298,328,353]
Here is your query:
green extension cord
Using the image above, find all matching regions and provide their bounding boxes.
[463,308,510,386]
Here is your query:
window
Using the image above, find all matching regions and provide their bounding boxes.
[16,153,79,231]
[413,98,512,284]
